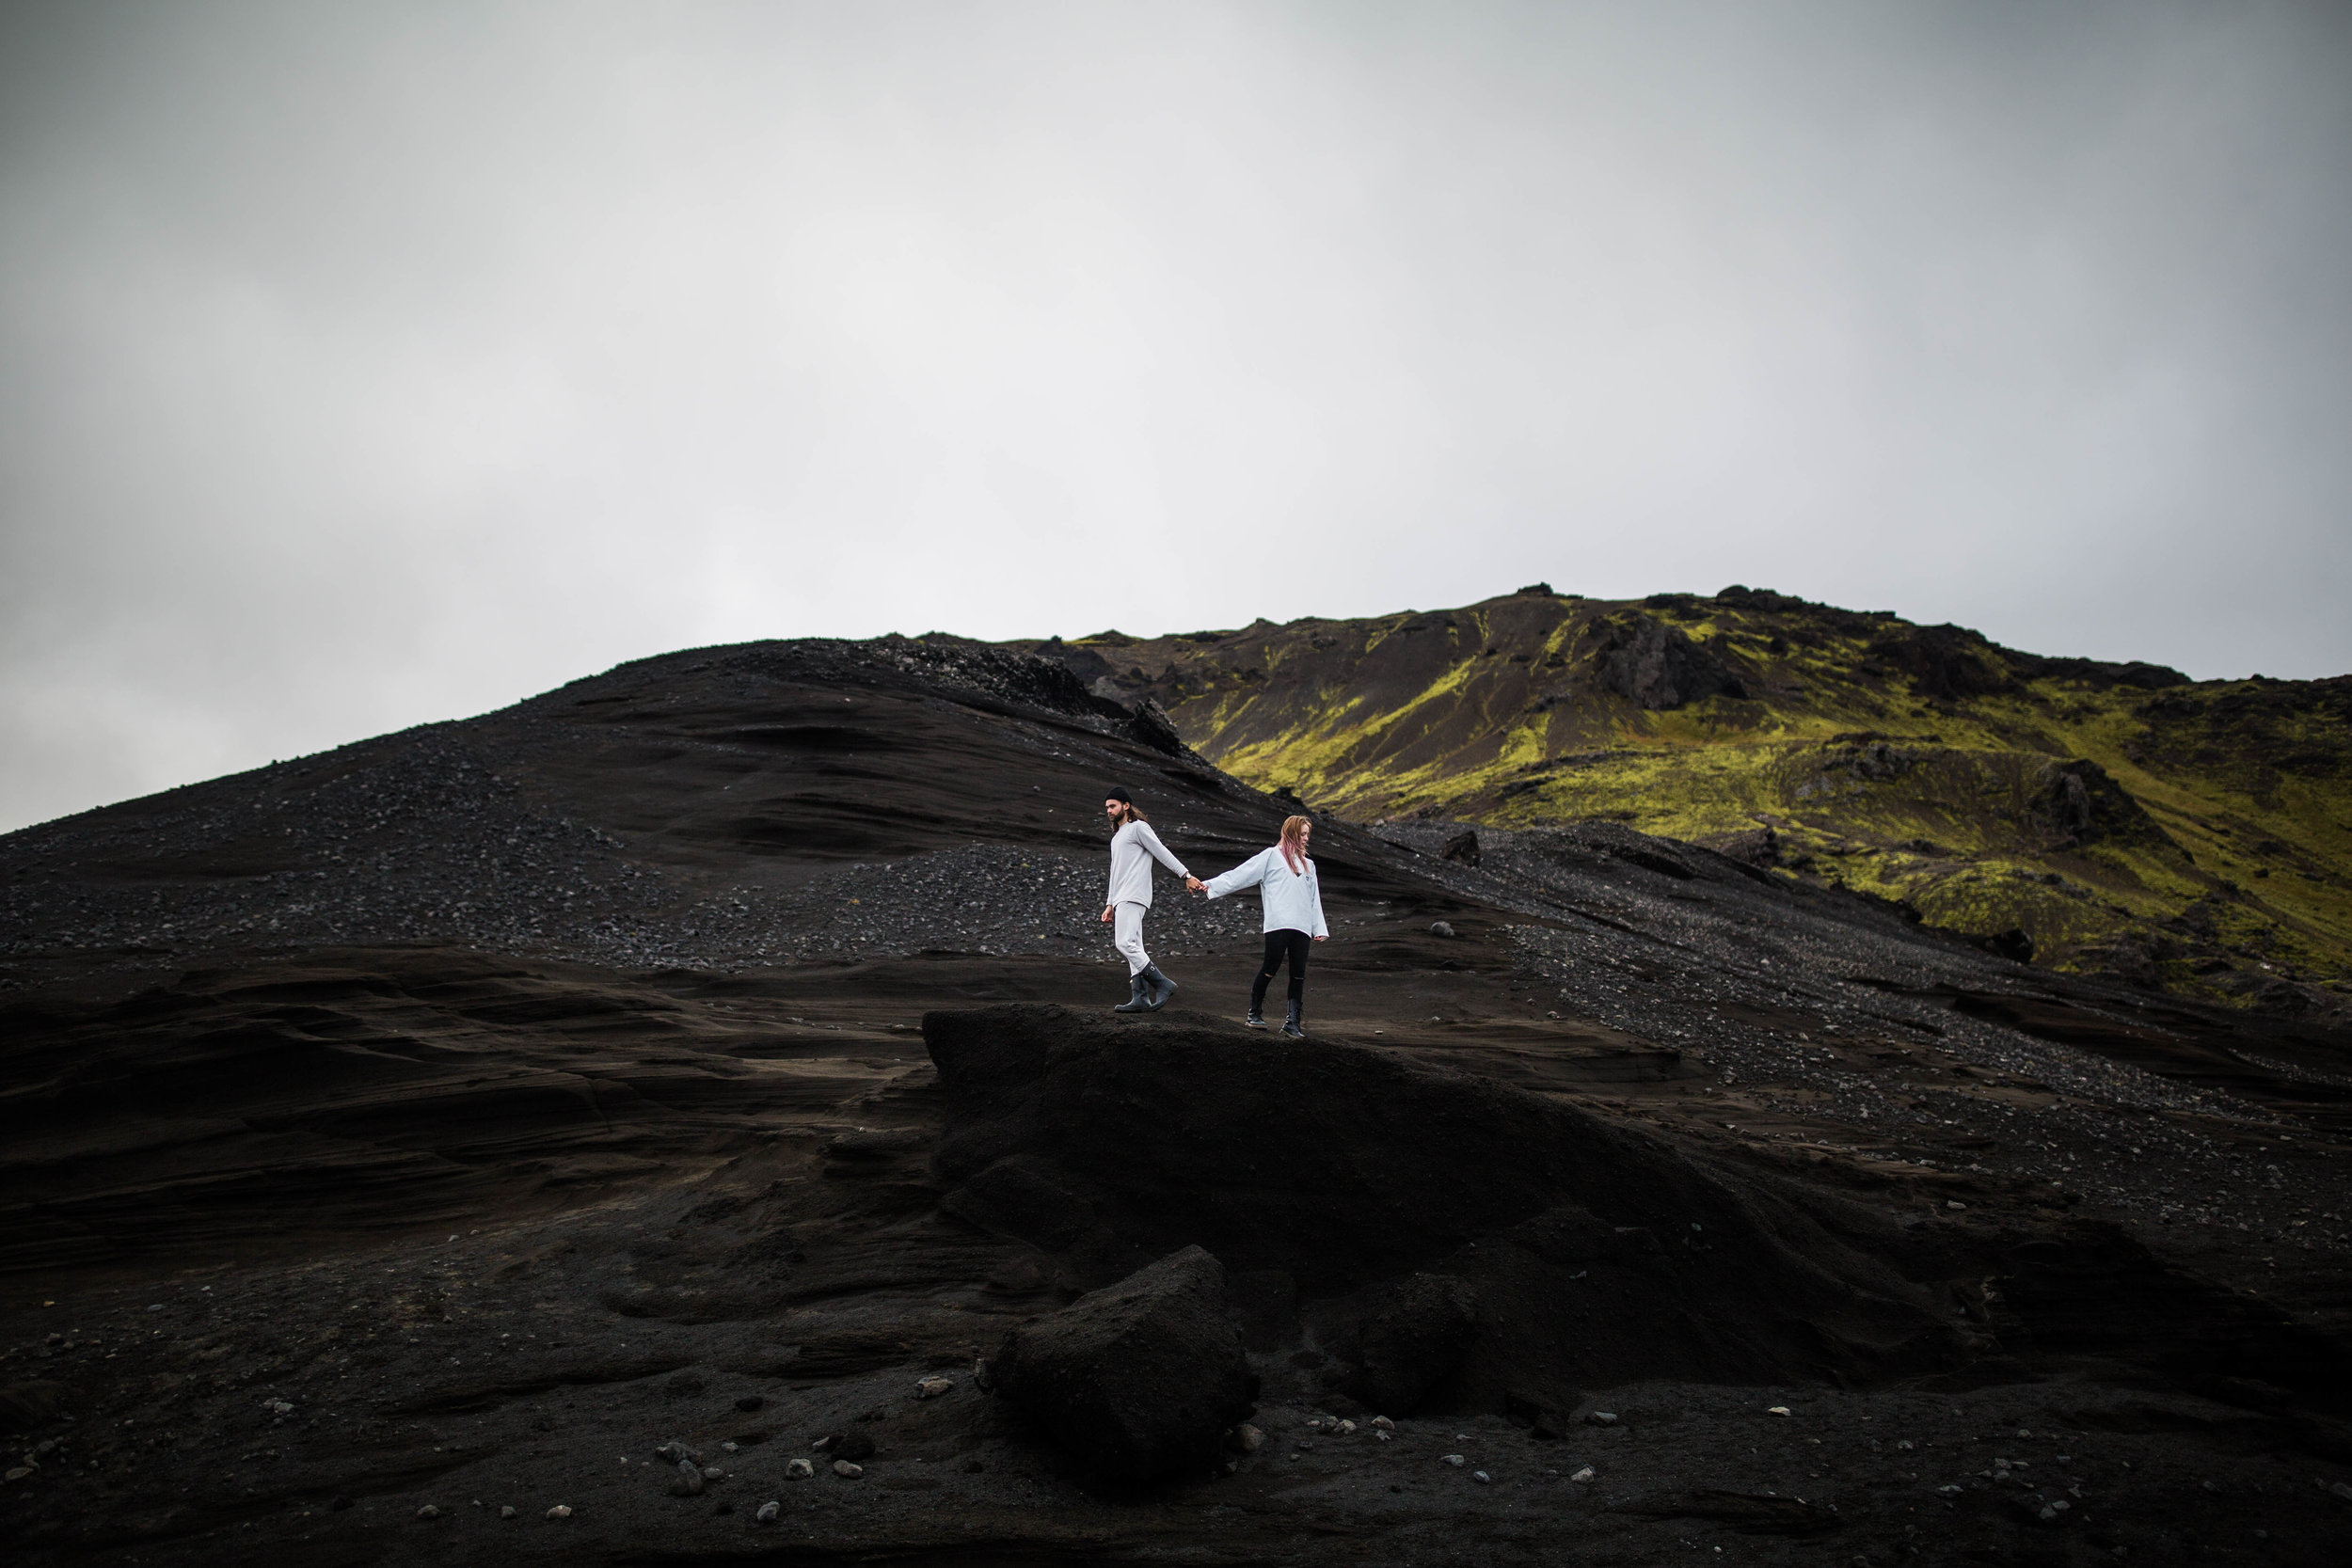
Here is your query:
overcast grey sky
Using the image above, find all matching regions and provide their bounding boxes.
[3,1,2348,832]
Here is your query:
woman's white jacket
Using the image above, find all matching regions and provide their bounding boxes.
[1202,847,1328,938]
[1105,820,1191,908]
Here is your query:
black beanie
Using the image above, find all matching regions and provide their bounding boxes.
[1105,785,1134,804]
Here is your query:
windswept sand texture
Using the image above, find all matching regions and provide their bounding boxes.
[4,632,2351,1564]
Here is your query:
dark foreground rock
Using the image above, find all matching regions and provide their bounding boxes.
[927,1004,1966,1405]
[993,1245,1256,1481]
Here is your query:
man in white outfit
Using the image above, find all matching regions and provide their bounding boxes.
[1099,786,1193,1013]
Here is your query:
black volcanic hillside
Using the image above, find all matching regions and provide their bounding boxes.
[6,631,2352,1566]
[1022,587,2352,1019]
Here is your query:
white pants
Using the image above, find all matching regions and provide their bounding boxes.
[1113,900,1152,975]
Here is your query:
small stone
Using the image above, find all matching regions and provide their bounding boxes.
[1375,1430,1392,1442]
[500,1505,516,1518]
[973,1356,995,1393]
[416,1505,441,1520]
[673,1459,706,1497]
[1473,1469,1491,1483]
[1768,1406,1791,1417]
[756,1500,780,1523]
[262,1399,294,1417]
[1430,921,1456,938]
[1335,1419,1357,1435]
[1226,1423,1264,1454]
[785,1458,815,1480]
[1947,1200,1968,1211]
[2039,1505,2058,1521]
[2330,1480,2352,1502]
[1938,1484,1963,1496]
[4,1466,31,1483]
[545,1504,571,1519]
[832,1460,863,1480]
[1370,1416,1395,1431]
[2052,1499,2071,1512]
[1571,1465,1596,1483]
[1897,1440,1915,1451]
[1587,1411,1619,1426]
[736,1395,765,1413]
[1441,1453,1466,1467]
[914,1377,954,1401]
[703,1465,725,1481]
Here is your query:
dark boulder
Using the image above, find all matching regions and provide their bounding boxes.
[1311,1272,1481,1415]
[991,1245,1256,1481]
[1439,829,1481,866]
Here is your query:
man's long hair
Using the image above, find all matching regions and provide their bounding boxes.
[1110,800,1146,828]
[1279,815,1312,874]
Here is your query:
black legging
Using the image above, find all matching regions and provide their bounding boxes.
[1252,927,1311,1011]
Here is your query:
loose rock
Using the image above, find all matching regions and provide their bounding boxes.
[1571,1465,1596,1482]
[545,1504,571,1519]
[1441,1453,1466,1467]
[416,1505,441,1520]
[785,1458,814,1480]
[499,1505,516,1519]
[832,1460,863,1479]
[756,1500,780,1523]
[914,1376,954,1400]
[991,1245,1256,1481]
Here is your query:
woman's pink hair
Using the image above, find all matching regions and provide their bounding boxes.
[1279,815,1312,874]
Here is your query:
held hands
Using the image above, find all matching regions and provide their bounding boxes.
[1184,876,1206,894]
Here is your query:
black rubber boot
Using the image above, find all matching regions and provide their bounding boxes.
[1281,1000,1305,1038]
[1141,963,1178,1011]
[1112,974,1152,1013]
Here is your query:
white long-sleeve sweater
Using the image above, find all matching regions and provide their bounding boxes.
[1104,820,1190,908]
[1201,846,1328,938]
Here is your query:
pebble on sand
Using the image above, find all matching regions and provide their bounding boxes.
[914,1376,954,1400]
[1441,1453,1466,1467]
[756,1500,780,1523]
[1767,1406,1792,1417]
[1571,1465,1597,1483]
[833,1460,864,1479]
[545,1504,572,1519]
[416,1504,441,1520]
[786,1458,815,1479]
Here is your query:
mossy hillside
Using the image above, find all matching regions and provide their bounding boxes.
[1027,589,2352,1001]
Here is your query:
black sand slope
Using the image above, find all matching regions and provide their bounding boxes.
[4,637,2352,1563]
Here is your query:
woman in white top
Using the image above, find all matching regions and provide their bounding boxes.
[1099,785,1194,1013]
[1199,815,1327,1037]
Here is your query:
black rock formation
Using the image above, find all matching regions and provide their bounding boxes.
[1590,614,1747,709]
[924,1004,1963,1402]
[991,1244,1257,1481]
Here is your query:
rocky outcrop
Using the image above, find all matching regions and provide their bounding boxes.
[1589,615,1746,709]
[2026,758,2166,849]
[923,1005,1965,1403]
[991,1245,1257,1481]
